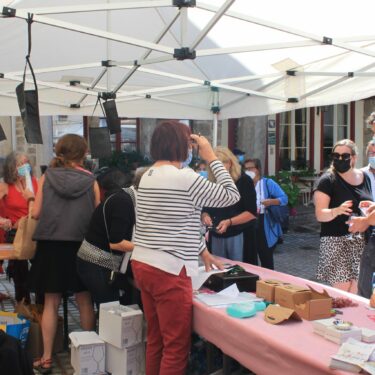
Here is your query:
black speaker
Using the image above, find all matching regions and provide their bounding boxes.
[89,127,112,159]
[0,124,6,142]
[16,83,43,144]
[103,100,121,134]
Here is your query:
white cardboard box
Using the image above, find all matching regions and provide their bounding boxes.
[106,342,145,375]
[69,331,106,375]
[312,318,336,336]
[99,301,143,349]
[324,326,362,345]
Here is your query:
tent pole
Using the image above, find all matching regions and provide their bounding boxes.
[213,113,218,148]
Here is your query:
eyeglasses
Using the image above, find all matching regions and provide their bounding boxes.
[331,152,352,161]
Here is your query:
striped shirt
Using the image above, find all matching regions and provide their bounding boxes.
[132,160,240,276]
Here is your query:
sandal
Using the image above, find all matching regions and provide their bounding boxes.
[33,357,52,374]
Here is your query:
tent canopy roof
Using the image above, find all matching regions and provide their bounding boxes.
[0,0,375,120]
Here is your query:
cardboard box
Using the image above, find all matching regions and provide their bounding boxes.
[362,328,375,343]
[99,302,143,349]
[106,342,145,375]
[274,284,311,309]
[0,311,30,348]
[69,331,105,375]
[26,318,63,359]
[324,325,362,344]
[312,318,336,336]
[293,288,332,320]
[264,305,302,325]
[256,279,290,302]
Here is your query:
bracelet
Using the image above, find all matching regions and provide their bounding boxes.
[28,197,35,203]
[228,218,232,226]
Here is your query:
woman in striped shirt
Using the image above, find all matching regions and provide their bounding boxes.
[131,121,240,375]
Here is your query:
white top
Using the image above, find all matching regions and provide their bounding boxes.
[361,165,375,201]
[132,160,240,276]
[255,179,265,214]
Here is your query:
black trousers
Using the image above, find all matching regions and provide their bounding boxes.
[243,221,258,265]
[256,214,276,270]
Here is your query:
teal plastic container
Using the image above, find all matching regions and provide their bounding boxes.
[226,303,257,318]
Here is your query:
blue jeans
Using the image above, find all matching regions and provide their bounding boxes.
[76,258,119,310]
[211,233,243,261]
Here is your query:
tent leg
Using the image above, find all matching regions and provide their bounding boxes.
[213,113,218,148]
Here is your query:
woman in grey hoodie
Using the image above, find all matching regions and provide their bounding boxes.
[29,134,100,374]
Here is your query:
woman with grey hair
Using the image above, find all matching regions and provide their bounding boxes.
[0,151,37,304]
[314,139,372,292]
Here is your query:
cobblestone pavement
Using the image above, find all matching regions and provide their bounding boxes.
[0,204,321,374]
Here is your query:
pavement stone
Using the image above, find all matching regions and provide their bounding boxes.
[0,204,321,374]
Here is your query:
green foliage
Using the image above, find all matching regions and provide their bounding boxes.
[268,170,301,208]
[99,150,151,174]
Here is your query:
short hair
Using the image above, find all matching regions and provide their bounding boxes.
[3,152,33,184]
[209,146,241,182]
[245,158,262,176]
[366,112,375,126]
[150,121,190,162]
[50,134,88,168]
[97,167,132,193]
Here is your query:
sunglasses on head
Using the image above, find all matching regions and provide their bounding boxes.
[331,152,352,161]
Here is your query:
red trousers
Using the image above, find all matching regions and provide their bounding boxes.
[132,260,192,375]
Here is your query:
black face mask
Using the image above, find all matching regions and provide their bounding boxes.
[333,159,351,173]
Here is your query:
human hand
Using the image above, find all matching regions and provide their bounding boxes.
[261,199,273,207]
[201,213,212,226]
[215,219,231,234]
[347,216,369,233]
[0,217,12,231]
[200,249,224,272]
[360,201,375,215]
[334,200,353,216]
[190,134,216,163]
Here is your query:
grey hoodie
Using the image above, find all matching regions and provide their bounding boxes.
[33,168,96,242]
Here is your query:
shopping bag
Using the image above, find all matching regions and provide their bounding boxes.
[13,205,37,260]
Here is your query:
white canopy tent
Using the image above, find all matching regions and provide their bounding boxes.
[0,0,375,128]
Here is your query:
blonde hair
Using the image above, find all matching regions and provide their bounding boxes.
[328,139,358,173]
[208,146,241,182]
[366,112,375,126]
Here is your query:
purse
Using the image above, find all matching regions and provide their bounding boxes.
[13,203,37,260]
[103,193,127,290]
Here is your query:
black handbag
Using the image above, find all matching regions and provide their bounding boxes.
[103,193,128,290]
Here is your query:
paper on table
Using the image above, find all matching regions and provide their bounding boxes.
[332,338,375,366]
[191,266,228,290]
[217,283,240,297]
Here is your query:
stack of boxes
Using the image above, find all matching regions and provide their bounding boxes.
[70,302,146,375]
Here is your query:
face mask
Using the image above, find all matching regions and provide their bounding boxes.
[369,156,375,170]
[17,163,31,177]
[181,149,193,168]
[198,170,208,179]
[237,155,245,163]
[333,159,351,174]
[245,170,256,179]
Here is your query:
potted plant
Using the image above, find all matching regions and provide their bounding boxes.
[99,150,150,174]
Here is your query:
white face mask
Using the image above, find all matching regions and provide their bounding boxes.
[245,170,256,179]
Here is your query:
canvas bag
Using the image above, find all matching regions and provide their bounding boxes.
[13,204,37,260]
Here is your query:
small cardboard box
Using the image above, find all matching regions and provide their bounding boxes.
[264,305,302,325]
[274,284,311,309]
[99,301,143,349]
[106,342,145,375]
[69,331,105,375]
[0,311,30,348]
[324,325,362,344]
[256,279,290,302]
[293,287,332,320]
[312,318,336,336]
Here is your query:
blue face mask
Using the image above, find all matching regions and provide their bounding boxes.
[237,155,245,163]
[369,156,375,169]
[181,149,193,168]
[17,163,31,177]
[198,170,208,179]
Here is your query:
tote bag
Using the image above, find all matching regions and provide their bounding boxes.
[13,205,37,260]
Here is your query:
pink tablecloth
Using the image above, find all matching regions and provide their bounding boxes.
[193,262,374,375]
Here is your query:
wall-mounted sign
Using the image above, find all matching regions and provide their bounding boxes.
[268,119,275,130]
[268,131,276,145]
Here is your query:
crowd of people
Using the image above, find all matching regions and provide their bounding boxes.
[2,116,375,374]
